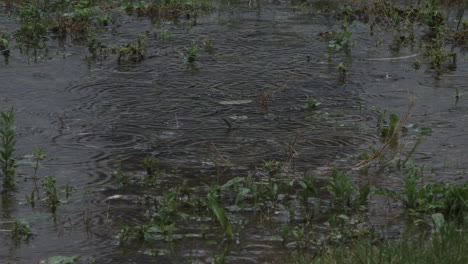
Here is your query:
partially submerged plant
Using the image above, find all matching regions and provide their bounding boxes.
[263,160,282,177]
[207,188,233,241]
[117,34,148,64]
[324,167,370,208]
[0,32,10,51]
[306,96,321,109]
[376,168,468,223]
[426,44,457,71]
[142,156,161,184]
[10,219,33,243]
[337,62,346,82]
[182,40,199,64]
[113,168,131,188]
[326,17,355,59]
[157,28,172,41]
[202,38,214,52]
[0,108,17,190]
[31,147,44,191]
[41,176,60,212]
[15,1,48,60]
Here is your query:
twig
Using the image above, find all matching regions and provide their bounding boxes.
[354,97,415,169]
[211,142,231,165]
[221,118,232,129]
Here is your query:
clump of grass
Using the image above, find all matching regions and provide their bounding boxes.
[376,168,468,223]
[182,40,199,64]
[263,160,283,177]
[306,96,321,109]
[0,108,17,190]
[15,1,48,60]
[426,44,457,71]
[141,156,162,185]
[325,17,355,59]
[113,168,131,189]
[117,34,148,64]
[41,176,60,212]
[0,32,10,51]
[120,0,213,17]
[54,1,95,35]
[312,222,468,264]
[10,219,33,243]
[156,28,172,41]
[202,37,214,52]
[324,167,370,208]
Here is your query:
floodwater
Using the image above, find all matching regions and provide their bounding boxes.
[0,1,467,263]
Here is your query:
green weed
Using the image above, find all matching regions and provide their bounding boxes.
[31,147,44,191]
[376,168,468,222]
[311,222,468,264]
[41,176,60,212]
[117,33,148,64]
[326,17,355,59]
[207,189,233,241]
[0,109,17,190]
[324,168,369,208]
[202,38,214,52]
[141,156,161,184]
[263,160,283,177]
[157,28,172,41]
[15,0,48,60]
[306,96,321,109]
[0,32,10,51]
[10,219,33,243]
[113,168,130,188]
[182,40,199,64]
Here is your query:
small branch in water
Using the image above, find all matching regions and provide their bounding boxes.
[106,201,111,224]
[354,96,416,169]
[175,112,179,128]
[366,53,419,61]
[221,118,232,129]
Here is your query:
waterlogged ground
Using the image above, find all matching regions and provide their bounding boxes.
[0,1,467,263]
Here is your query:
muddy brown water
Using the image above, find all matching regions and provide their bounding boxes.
[0,1,467,263]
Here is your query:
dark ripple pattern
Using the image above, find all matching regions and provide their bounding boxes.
[5,1,467,263]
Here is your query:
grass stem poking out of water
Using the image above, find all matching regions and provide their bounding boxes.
[0,108,17,190]
[337,62,347,82]
[141,156,161,185]
[31,147,44,192]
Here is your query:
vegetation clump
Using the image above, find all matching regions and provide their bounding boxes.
[0,109,17,190]
[117,34,148,64]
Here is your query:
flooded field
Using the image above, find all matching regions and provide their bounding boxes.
[0,0,467,263]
